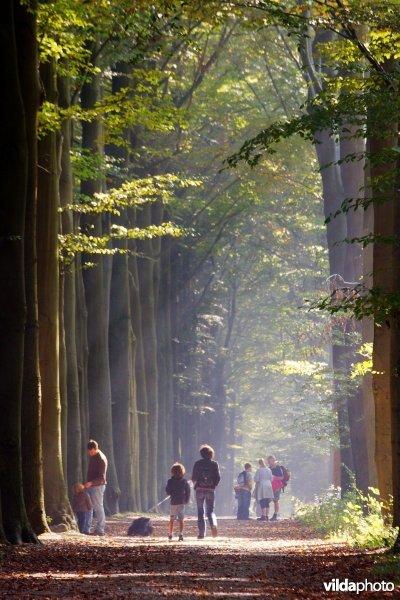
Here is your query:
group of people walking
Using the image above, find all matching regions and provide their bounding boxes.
[71,440,288,541]
[235,456,287,522]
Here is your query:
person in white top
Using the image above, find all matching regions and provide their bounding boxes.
[254,458,273,522]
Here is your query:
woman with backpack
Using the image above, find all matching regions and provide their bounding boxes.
[253,458,273,522]
[191,444,221,539]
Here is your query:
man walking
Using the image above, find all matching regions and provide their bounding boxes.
[84,440,108,535]
[235,463,253,520]
[191,445,220,539]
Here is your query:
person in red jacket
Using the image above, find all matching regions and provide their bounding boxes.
[84,440,108,535]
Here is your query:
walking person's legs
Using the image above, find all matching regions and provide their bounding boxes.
[83,510,91,534]
[205,489,217,536]
[196,488,206,538]
[237,491,244,519]
[257,498,269,521]
[168,516,174,539]
[76,511,85,533]
[88,485,106,534]
[271,490,280,521]
[243,491,251,520]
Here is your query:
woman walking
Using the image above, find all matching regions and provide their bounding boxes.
[254,458,273,522]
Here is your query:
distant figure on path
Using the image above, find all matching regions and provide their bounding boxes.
[166,462,191,541]
[191,445,220,539]
[267,455,284,521]
[235,463,253,520]
[254,458,273,522]
[72,483,93,534]
[84,440,108,536]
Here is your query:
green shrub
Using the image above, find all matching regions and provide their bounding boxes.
[295,486,398,549]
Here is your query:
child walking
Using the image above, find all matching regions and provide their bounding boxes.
[72,483,93,534]
[166,463,190,541]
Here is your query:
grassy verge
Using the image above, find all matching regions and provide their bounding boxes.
[295,486,398,549]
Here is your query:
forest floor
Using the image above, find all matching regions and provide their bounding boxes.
[0,516,399,599]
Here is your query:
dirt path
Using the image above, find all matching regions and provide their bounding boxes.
[0,517,398,599]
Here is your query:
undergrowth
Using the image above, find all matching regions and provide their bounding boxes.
[295,486,398,549]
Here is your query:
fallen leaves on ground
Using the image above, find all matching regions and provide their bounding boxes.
[0,517,398,599]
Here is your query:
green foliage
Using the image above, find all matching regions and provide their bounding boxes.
[310,286,400,324]
[59,222,182,264]
[65,174,202,216]
[296,486,398,549]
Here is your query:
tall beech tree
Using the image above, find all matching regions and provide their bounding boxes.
[0,0,37,544]
[15,0,48,534]
[37,59,74,528]
[80,53,120,513]
[59,76,83,492]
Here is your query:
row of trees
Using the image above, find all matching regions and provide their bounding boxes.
[3,0,320,541]
[229,0,400,549]
[2,0,399,552]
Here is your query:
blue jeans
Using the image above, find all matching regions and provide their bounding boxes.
[87,485,106,533]
[196,488,217,536]
[76,510,91,534]
[237,490,251,519]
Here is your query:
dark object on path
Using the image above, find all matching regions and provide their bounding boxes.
[127,517,154,536]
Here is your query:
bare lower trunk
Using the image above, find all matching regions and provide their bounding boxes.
[81,59,120,513]
[129,239,149,510]
[15,0,48,534]
[0,0,37,544]
[137,204,159,508]
[370,126,399,508]
[59,76,82,491]
[37,60,74,528]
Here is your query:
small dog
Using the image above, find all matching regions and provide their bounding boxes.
[127,517,154,537]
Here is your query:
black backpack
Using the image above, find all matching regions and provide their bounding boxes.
[127,517,154,537]
[197,461,214,487]
[237,471,247,486]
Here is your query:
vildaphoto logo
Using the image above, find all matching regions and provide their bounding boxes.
[323,578,395,594]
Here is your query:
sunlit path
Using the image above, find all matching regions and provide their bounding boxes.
[0,518,389,599]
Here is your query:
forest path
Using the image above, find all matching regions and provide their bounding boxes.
[0,517,395,599]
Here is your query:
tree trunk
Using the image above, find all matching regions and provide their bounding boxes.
[15,0,48,534]
[37,60,74,528]
[75,253,90,477]
[106,65,138,511]
[313,132,354,493]
[370,120,400,510]
[59,271,68,479]
[81,60,120,513]
[59,76,83,492]
[0,0,37,544]
[340,127,370,492]
[157,234,174,474]
[129,235,149,510]
[137,204,159,508]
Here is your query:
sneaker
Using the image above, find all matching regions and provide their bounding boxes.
[197,534,204,539]
[178,534,184,541]
[257,516,268,522]
[270,513,278,522]
[211,526,218,538]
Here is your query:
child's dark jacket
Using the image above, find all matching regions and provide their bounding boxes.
[166,477,190,505]
[72,491,93,513]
